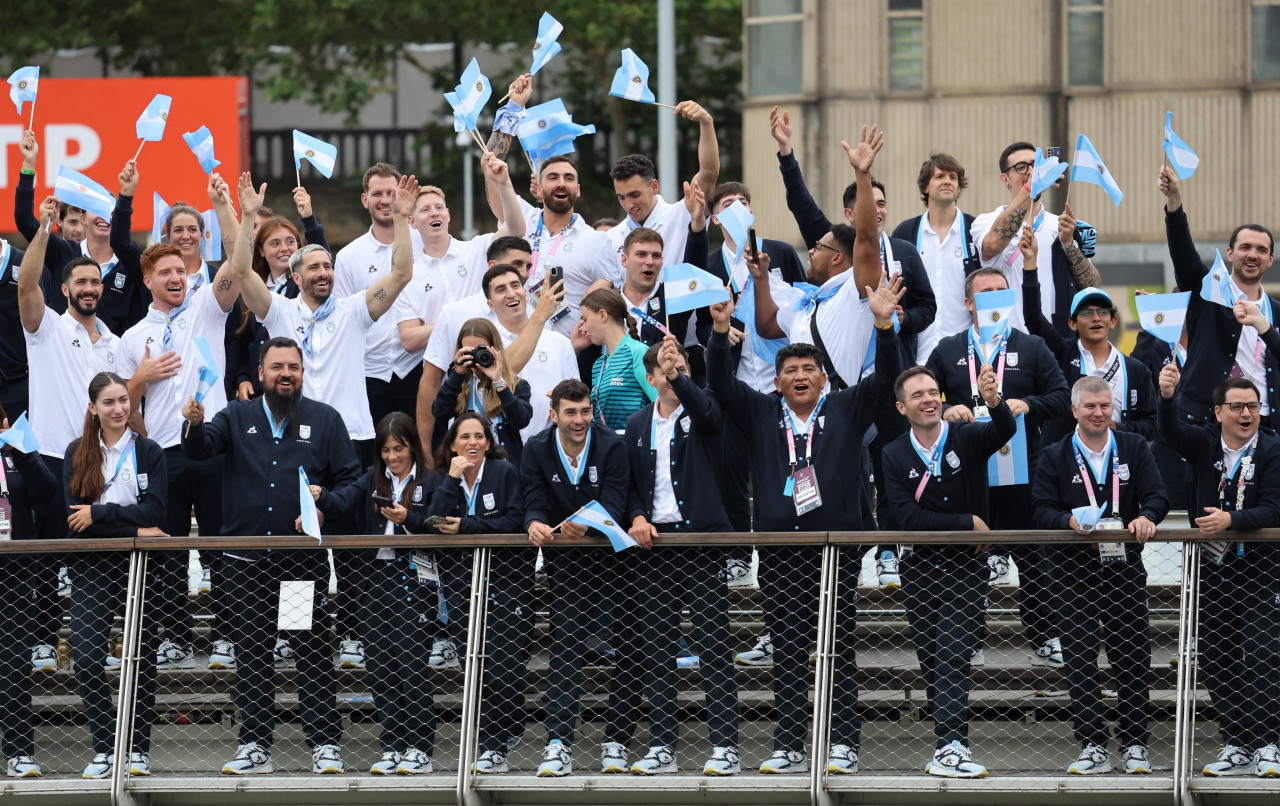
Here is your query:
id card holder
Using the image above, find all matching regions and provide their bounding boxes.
[0,494,11,541]
[791,466,823,516]
[897,543,914,560]
[973,405,990,420]
[1098,542,1127,564]
[411,550,440,587]
[1205,540,1230,565]
[278,581,315,631]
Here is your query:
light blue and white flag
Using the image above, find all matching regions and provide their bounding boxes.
[1071,133,1123,206]
[1030,147,1068,198]
[974,288,1017,343]
[530,12,563,75]
[299,467,321,541]
[717,199,754,263]
[517,99,596,163]
[200,209,221,262]
[182,126,220,174]
[1072,505,1102,531]
[444,58,492,132]
[7,66,39,116]
[610,49,656,104]
[0,411,39,454]
[1163,111,1199,180]
[152,192,171,245]
[54,166,115,223]
[986,413,1028,487]
[1200,249,1235,309]
[192,336,220,404]
[292,129,338,178]
[663,263,731,315]
[1134,291,1191,345]
[565,500,638,552]
[135,94,172,141]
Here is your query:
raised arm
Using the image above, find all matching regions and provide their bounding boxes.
[294,186,331,253]
[1018,223,1068,358]
[484,152,526,240]
[981,185,1032,261]
[506,278,564,373]
[366,175,417,321]
[747,250,786,339]
[770,106,833,249]
[841,124,886,295]
[15,131,40,241]
[208,173,240,264]
[232,173,274,319]
[483,74,534,222]
[674,101,720,201]
[111,160,144,267]
[1056,202,1101,288]
[17,200,53,334]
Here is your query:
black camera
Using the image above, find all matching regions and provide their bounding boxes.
[469,345,495,368]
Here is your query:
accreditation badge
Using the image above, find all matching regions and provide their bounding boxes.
[791,466,823,516]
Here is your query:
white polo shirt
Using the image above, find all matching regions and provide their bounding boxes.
[333,228,398,383]
[970,207,1060,333]
[776,269,876,386]
[26,308,118,460]
[605,194,693,268]
[414,234,493,304]
[261,292,376,440]
[422,293,495,373]
[98,429,142,506]
[517,198,623,338]
[116,282,230,449]
[914,209,973,363]
[389,256,449,379]
[493,320,578,442]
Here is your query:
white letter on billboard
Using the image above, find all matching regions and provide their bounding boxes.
[0,126,24,186]
[44,124,102,177]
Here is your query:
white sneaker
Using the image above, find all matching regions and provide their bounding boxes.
[1122,744,1151,774]
[396,747,431,775]
[987,554,1012,584]
[601,741,628,773]
[1203,745,1255,776]
[209,639,236,670]
[57,566,71,597]
[156,639,196,670]
[926,741,987,778]
[1030,638,1064,668]
[1067,743,1112,775]
[6,756,41,778]
[274,637,293,666]
[370,751,400,775]
[827,744,859,775]
[199,567,212,594]
[128,751,150,776]
[473,749,509,774]
[876,551,901,589]
[82,752,113,779]
[631,745,677,774]
[702,746,741,776]
[222,742,273,775]
[1255,744,1280,777]
[429,638,460,669]
[759,750,808,774]
[338,638,364,669]
[735,633,773,667]
[726,558,756,588]
[311,744,344,774]
[537,740,572,777]
[31,644,57,673]
[970,648,986,667]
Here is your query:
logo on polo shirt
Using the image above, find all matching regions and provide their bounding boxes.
[367,265,378,274]
[456,263,467,277]
[145,336,154,346]
[423,281,434,293]
[326,322,336,333]
[71,339,81,348]
[562,241,574,253]
[537,351,548,363]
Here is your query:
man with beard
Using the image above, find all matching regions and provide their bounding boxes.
[182,335,361,775]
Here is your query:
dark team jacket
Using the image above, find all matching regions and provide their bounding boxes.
[1032,430,1170,561]
[0,243,60,384]
[424,460,524,534]
[707,324,900,532]
[621,285,693,350]
[1131,329,1182,383]
[1022,268,1157,445]
[63,435,168,537]
[925,326,1070,466]
[624,373,732,531]
[520,422,629,535]
[775,150,937,363]
[882,400,1017,534]
[431,372,533,468]
[322,464,435,536]
[1166,206,1280,421]
[2,449,59,539]
[182,396,361,552]
[16,172,142,333]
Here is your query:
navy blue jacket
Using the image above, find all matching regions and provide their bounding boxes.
[3,449,59,539]
[891,212,983,278]
[424,460,523,534]
[520,422,629,534]
[323,465,435,536]
[63,434,168,538]
[431,372,532,468]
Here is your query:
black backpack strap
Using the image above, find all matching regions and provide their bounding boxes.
[808,300,848,392]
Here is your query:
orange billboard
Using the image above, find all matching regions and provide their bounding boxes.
[1,76,248,233]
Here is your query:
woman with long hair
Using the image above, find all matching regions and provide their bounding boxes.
[63,372,168,780]
[578,288,656,430]
[431,318,532,466]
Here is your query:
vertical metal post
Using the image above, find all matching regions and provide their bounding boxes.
[111,549,149,806]
[656,0,678,196]
[457,546,491,806]
[1174,542,1203,806]
[810,544,838,806]
[460,132,477,240]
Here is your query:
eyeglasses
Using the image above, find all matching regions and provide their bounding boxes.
[810,242,842,257]
[1223,401,1262,414]
[1004,161,1033,176]
[1074,307,1114,320]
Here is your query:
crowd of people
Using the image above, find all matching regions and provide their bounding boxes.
[0,72,1276,783]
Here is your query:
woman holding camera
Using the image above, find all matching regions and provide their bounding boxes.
[431,318,532,468]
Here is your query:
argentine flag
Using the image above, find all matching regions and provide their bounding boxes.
[566,500,638,552]
[517,99,596,161]
[663,264,731,315]
[530,12,563,75]
[299,467,321,541]
[7,66,39,116]
[292,130,338,178]
[54,166,115,223]
[136,94,172,142]
[444,58,492,132]
[200,209,221,262]
[1163,111,1200,180]
[1200,249,1235,310]
[610,49,656,104]
[717,200,754,263]
[0,411,40,454]
[152,192,171,245]
[974,288,1017,344]
[192,337,221,404]
[986,413,1029,487]
[1071,134,1123,206]
[1134,291,1190,345]
[1030,147,1068,198]
[183,126,220,174]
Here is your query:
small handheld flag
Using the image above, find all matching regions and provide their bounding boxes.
[1200,249,1235,310]
[1072,505,1102,531]
[7,66,39,126]
[610,49,657,104]
[152,192,171,245]
[1070,134,1123,206]
[1030,147,1068,198]
[530,12,564,75]
[200,210,221,262]
[136,94,172,142]
[1163,111,1200,180]
[292,130,338,180]
[191,337,221,405]
[299,467,321,541]
[0,411,40,454]
[444,58,493,135]
[54,166,115,223]
[183,126,221,174]
[662,264,731,315]
[1134,291,1191,346]
[974,288,1018,344]
[516,99,596,166]
[716,200,755,263]
[986,413,1029,487]
[564,500,638,552]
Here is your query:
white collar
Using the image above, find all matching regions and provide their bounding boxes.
[1221,435,1257,460]
[384,463,417,489]
[460,457,487,497]
[909,424,946,456]
[99,428,135,453]
[80,238,119,269]
[1080,342,1121,375]
[654,402,684,425]
[61,311,109,338]
[1074,426,1112,464]
[922,207,964,237]
[419,235,462,262]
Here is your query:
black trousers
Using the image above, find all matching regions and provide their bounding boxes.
[225,552,340,750]
[1051,544,1151,749]
[68,552,159,755]
[390,364,423,419]
[32,455,65,645]
[901,547,987,747]
[0,553,40,758]
[155,448,226,645]
[1199,546,1280,749]
[477,548,537,754]
[988,484,1054,648]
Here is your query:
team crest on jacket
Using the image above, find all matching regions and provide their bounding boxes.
[1246,465,1256,480]
[946,451,960,468]
[114,272,126,289]
[483,493,495,510]
[1130,389,1138,407]
[1118,463,1130,481]
[299,425,311,439]
[649,297,660,311]
[1006,352,1019,367]
[138,473,148,491]
[589,466,598,483]
[413,486,423,502]
[680,416,691,433]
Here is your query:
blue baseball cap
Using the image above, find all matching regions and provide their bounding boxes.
[1070,287,1114,317]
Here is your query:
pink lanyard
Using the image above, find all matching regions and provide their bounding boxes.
[529,214,576,284]
[967,332,1006,404]
[1072,435,1120,516]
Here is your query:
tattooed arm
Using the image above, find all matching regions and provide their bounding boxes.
[484,74,534,223]
[1057,201,1101,287]
[981,185,1033,260]
[367,176,418,321]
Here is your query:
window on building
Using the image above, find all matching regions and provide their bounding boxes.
[887,0,925,92]
[1066,0,1104,87]
[746,0,805,97]
[1254,0,1280,82]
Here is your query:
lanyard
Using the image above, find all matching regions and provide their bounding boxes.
[1004,209,1045,268]
[461,471,481,515]
[781,396,826,470]
[530,213,578,283]
[0,454,9,498]
[1218,435,1259,512]
[261,398,287,439]
[555,428,591,486]
[1080,343,1128,413]
[1072,433,1120,516]
[910,423,949,501]
[103,436,137,494]
[967,329,1006,403]
[626,290,671,337]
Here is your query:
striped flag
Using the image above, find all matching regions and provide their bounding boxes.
[444,58,492,132]
[299,467,321,540]
[292,130,338,178]
[1134,291,1190,345]
[1163,111,1200,180]
[192,336,221,404]
[609,49,656,104]
[662,263,731,315]
[516,99,596,163]
[0,411,40,454]
[565,500,638,552]
[53,166,115,223]
[182,126,221,174]
[135,94,172,141]
[7,66,39,116]
[716,200,754,263]
[530,12,563,75]
[152,192,171,245]
[200,210,221,262]
[1030,147,1068,198]
[974,288,1017,344]
[1070,134,1123,206]
[1200,249,1235,309]
[986,413,1028,487]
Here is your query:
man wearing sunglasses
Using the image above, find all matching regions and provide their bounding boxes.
[971,142,1101,337]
